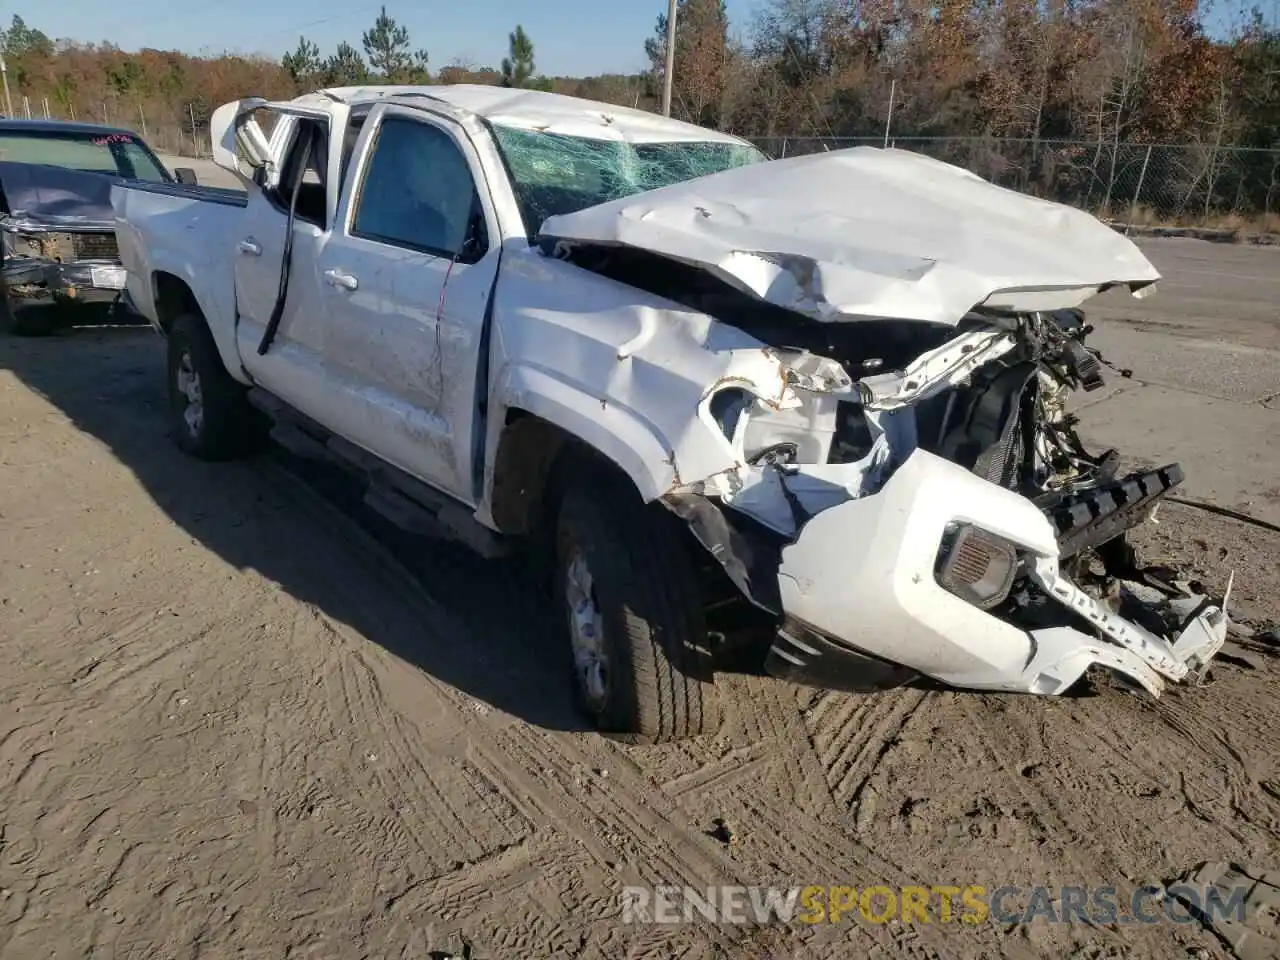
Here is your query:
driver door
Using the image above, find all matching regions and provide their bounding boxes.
[307,103,502,501]
[223,103,344,420]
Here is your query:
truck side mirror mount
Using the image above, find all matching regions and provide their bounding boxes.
[459,208,488,263]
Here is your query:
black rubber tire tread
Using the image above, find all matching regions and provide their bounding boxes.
[556,475,719,743]
[167,312,261,461]
[0,295,59,337]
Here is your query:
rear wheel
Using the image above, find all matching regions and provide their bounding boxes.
[167,313,262,460]
[554,476,720,743]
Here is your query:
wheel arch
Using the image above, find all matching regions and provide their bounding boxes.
[151,269,248,386]
[483,364,680,537]
[152,271,200,335]
[487,409,647,539]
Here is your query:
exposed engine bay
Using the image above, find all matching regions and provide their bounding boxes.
[555,242,1230,698]
[0,159,131,326]
[1,216,124,300]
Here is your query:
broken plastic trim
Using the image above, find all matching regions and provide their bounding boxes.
[661,492,784,615]
[857,326,1017,409]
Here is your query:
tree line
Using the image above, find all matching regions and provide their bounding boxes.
[281,8,554,92]
[1,2,1277,220]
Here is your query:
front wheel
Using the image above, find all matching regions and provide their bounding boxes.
[554,478,720,743]
[0,294,60,337]
[167,313,262,460]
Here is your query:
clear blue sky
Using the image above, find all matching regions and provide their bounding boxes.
[15,0,762,77]
[13,0,1274,76]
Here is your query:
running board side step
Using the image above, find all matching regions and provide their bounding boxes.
[247,388,511,559]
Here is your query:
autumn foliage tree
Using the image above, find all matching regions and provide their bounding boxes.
[1,3,1277,220]
[645,0,734,127]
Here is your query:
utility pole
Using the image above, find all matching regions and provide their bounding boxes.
[883,78,896,148]
[0,56,12,118]
[661,0,677,117]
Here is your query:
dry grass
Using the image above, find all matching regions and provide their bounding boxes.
[1107,204,1280,239]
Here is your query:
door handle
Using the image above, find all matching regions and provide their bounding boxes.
[237,238,262,256]
[324,269,358,291]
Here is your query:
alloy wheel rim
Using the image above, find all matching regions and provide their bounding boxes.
[175,350,203,435]
[565,548,608,711]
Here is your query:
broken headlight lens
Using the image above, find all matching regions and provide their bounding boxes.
[935,523,1018,611]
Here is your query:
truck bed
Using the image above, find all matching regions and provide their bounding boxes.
[111,176,248,378]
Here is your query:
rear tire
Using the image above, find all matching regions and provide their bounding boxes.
[554,475,720,743]
[167,313,262,460]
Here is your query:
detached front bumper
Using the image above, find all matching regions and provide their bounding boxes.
[769,450,1229,698]
[3,257,129,307]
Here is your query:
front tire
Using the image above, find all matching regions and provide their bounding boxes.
[0,294,60,337]
[167,313,260,460]
[554,477,720,743]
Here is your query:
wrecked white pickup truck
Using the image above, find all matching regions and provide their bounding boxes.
[111,85,1229,742]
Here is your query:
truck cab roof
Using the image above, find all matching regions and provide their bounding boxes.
[288,83,751,146]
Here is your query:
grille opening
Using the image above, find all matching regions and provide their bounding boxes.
[71,233,119,260]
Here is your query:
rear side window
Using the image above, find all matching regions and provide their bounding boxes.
[351,117,483,260]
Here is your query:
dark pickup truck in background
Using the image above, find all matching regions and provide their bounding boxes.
[0,118,196,336]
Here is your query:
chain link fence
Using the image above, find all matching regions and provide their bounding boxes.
[7,88,1279,231]
[2,94,211,157]
[749,136,1280,230]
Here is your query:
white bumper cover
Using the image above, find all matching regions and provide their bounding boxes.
[775,450,1229,697]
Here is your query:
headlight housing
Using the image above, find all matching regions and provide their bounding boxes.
[935,523,1018,610]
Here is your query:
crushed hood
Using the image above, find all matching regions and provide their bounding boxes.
[0,161,117,229]
[539,147,1161,326]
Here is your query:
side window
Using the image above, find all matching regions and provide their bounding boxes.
[352,117,485,261]
[271,119,329,229]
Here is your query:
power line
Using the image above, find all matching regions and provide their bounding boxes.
[101,0,384,51]
[257,2,385,44]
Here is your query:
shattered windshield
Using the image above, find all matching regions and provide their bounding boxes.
[490,125,766,240]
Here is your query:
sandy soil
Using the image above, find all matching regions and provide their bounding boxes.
[2,325,1279,960]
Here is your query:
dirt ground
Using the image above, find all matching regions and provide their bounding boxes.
[2,303,1279,958]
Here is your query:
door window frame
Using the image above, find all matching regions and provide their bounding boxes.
[338,103,496,266]
[265,117,331,230]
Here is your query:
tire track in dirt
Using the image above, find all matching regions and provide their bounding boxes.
[1145,677,1280,851]
[8,331,1279,959]
[1048,671,1280,865]
[377,837,634,957]
[325,644,505,870]
[252,698,283,878]
[804,687,930,812]
[265,463,753,954]
[659,742,771,800]
[957,696,1112,871]
[655,678,969,957]
[474,728,743,901]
